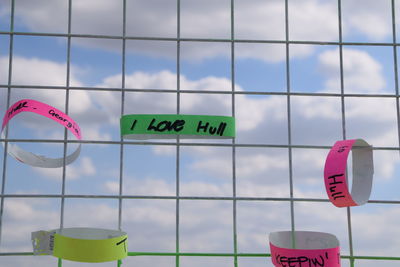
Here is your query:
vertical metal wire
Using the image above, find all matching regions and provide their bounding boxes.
[0,0,15,248]
[284,0,296,249]
[175,1,181,267]
[337,1,355,266]
[391,0,400,154]
[390,10,400,267]
[117,2,127,266]
[59,0,73,231]
[57,1,73,265]
[118,0,127,232]
[230,0,238,266]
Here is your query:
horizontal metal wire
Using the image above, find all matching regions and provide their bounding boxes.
[1,84,400,98]
[0,194,399,205]
[0,30,399,47]
[1,251,400,262]
[0,138,398,151]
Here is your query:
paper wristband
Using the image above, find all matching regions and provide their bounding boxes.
[324,139,373,207]
[1,99,82,168]
[32,228,128,263]
[120,114,235,139]
[269,231,341,267]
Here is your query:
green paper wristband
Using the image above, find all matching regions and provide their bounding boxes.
[32,228,128,263]
[120,114,235,139]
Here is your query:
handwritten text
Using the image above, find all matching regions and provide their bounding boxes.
[274,252,330,267]
[144,118,227,136]
[48,110,80,136]
[8,101,28,118]
[116,237,128,253]
[327,173,345,200]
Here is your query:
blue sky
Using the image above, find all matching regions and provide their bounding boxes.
[1,0,400,267]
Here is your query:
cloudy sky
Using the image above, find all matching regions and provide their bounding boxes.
[1,0,400,266]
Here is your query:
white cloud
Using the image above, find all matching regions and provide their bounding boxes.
[237,183,292,198]
[0,56,88,113]
[375,151,400,179]
[2,198,59,252]
[190,158,232,179]
[104,180,119,193]
[292,96,342,120]
[2,0,392,63]
[63,201,119,229]
[207,153,287,179]
[288,0,339,41]
[34,156,96,180]
[342,0,392,41]
[180,0,231,39]
[106,178,175,196]
[2,56,81,88]
[319,48,386,93]
[235,0,285,40]
[0,56,118,141]
[104,71,177,90]
[100,72,177,115]
[236,94,287,131]
[181,181,232,197]
[68,156,96,178]
[351,206,400,256]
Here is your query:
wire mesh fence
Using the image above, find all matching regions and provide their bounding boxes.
[1,0,400,266]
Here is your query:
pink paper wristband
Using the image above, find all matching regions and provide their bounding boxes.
[1,99,82,168]
[324,139,373,207]
[269,231,341,267]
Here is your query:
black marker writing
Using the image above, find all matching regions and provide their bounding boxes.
[49,110,71,126]
[116,237,127,253]
[337,145,348,153]
[130,119,137,130]
[147,119,185,132]
[328,174,345,200]
[8,101,28,118]
[49,234,55,251]
[48,110,80,137]
[196,121,226,136]
[275,252,330,267]
[72,123,80,136]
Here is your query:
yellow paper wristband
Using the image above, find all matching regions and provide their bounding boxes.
[32,228,128,263]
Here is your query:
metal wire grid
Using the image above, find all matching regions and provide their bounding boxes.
[0,0,400,266]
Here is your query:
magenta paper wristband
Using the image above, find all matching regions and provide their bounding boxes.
[1,99,82,168]
[324,139,373,207]
[269,231,341,267]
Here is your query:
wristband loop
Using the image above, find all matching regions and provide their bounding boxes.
[1,99,82,168]
[269,231,341,267]
[32,228,128,263]
[324,139,373,207]
[120,114,235,139]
